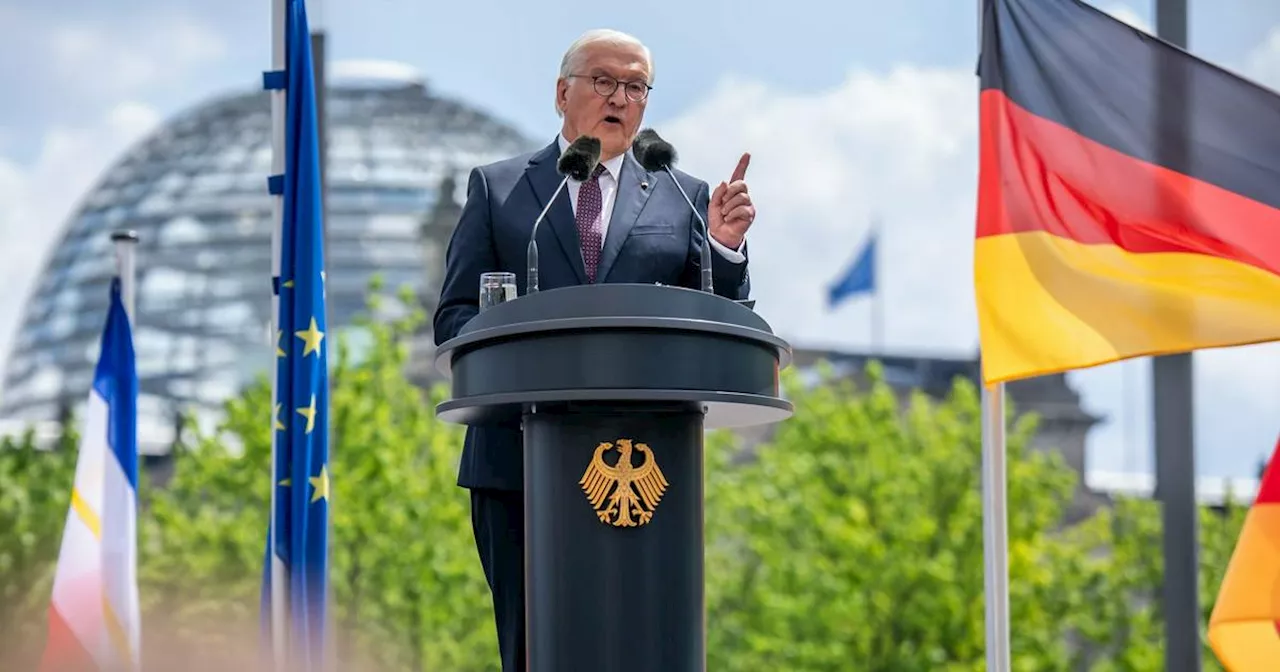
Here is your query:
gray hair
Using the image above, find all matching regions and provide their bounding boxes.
[555,29,654,118]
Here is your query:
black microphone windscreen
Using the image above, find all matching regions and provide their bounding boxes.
[632,128,677,171]
[557,135,602,181]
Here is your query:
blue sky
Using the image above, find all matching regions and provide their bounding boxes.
[3,0,1280,486]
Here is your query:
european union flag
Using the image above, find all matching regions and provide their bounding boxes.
[828,229,877,308]
[261,0,329,668]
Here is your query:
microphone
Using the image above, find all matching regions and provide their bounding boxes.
[632,128,714,294]
[527,135,602,295]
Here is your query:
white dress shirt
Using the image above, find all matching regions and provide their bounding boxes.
[557,135,747,264]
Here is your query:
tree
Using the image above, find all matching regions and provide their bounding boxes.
[1056,491,1247,670]
[0,415,77,667]
[702,363,1247,671]
[703,362,1087,671]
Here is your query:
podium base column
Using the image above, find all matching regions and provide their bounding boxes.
[523,402,705,672]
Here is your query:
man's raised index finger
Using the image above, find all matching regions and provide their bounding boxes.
[731,152,750,182]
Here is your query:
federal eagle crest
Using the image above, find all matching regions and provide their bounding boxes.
[578,438,669,527]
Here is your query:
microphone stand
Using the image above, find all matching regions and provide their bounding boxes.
[661,166,715,294]
[527,176,572,295]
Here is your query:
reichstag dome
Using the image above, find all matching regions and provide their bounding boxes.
[0,64,535,453]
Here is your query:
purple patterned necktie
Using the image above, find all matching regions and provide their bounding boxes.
[575,163,608,282]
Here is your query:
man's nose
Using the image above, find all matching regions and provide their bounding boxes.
[608,87,629,107]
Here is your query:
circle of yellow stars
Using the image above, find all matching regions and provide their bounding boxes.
[271,272,330,505]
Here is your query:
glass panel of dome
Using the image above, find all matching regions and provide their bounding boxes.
[136,354,168,377]
[235,170,266,191]
[368,163,424,185]
[141,267,202,306]
[197,373,241,404]
[190,172,237,194]
[137,192,176,216]
[219,192,271,213]
[104,206,129,226]
[81,230,111,256]
[331,139,365,162]
[168,379,197,399]
[203,341,240,367]
[171,348,198,374]
[26,368,63,398]
[155,171,188,193]
[48,311,75,340]
[216,144,250,167]
[250,144,271,169]
[118,182,148,203]
[208,275,246,298]
[327,215,371,235]
[366,245,421,266]
[364,214,417,237]
[68,255,112,283]
[370,143,408,163]
[204,302,253,330]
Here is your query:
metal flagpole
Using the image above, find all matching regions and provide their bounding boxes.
[269,0,288,666]
[977,2,1011,670]
[869,217,883,353]
[111,230,139,321]
[981,383,1010,671]
[1152,2,1200,670]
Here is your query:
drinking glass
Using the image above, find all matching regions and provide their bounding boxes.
[479,272,517,311]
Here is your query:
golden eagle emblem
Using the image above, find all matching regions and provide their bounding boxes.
[578,438,669,527]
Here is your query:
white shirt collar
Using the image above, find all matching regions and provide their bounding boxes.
[558,134,626,182]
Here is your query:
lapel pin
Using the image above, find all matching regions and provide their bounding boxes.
[640,181,649,190]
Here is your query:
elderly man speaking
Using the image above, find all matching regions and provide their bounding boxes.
[432,28,758,671]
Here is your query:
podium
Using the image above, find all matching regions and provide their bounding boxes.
[433,283,793,672]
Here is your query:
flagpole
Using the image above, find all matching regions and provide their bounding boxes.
[977,2,1011,670]
[981,382,1011,672]
[109,228,141,668]
[110,230,138,321]
[870,218,882,353]
[1152,2,1200,670]
[269,0,288,666]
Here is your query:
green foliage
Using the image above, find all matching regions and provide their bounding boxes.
[704,362,1077,671]
[0,288,1253,670]
[1056,494,1246,671]
[701,362,1247,671]
[0,421,77,664]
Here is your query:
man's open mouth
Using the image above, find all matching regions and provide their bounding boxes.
[603,116,623,125]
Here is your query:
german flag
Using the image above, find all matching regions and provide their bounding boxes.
[1209,436,1280,670]
[975,0,1280,385]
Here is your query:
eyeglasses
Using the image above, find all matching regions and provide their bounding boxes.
[568,74,652,103]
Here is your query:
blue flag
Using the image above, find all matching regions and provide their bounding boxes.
[828,230,877,308]
[261,0,329,667]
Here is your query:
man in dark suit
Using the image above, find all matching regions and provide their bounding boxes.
[432,27,757,672]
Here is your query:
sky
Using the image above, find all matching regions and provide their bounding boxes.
[3,0,1280,483]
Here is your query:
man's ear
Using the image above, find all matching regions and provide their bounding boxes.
[555,79,569,115]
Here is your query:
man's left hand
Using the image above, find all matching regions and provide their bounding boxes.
[708,153,754,249]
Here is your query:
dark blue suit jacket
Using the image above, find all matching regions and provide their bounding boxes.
[433,138,751,491]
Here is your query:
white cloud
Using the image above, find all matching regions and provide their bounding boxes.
[0,102,161,382]
[1101,4,1152,34]
[49,16,226,97]
[661,65,979,352]
[1244,26,1280,90]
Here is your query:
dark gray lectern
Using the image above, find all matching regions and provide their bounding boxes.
[433,283,793,672]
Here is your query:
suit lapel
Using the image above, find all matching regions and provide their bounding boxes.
[525,140,588,284]
[598,151,653,282]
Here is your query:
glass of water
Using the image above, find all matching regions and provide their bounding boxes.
[479,272,517,312]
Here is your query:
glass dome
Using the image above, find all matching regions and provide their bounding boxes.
[0,74,535,452]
